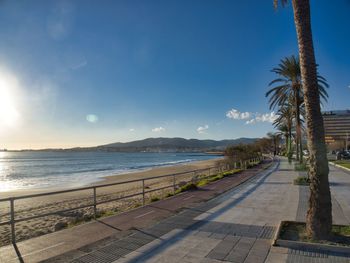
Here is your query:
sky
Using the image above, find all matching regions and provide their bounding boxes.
[0,0,349,150]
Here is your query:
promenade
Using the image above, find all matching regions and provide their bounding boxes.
[1,158,350,263]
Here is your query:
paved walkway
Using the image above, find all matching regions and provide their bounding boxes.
[2,159,350,263]
[100,158,297,263]
[67,159,350,263]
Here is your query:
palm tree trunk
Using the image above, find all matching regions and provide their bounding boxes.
[288,123,293,160]
[295,135,299,161]
[299,135,303,162]
[285,134,289,155]
[292,0,332,240]
[295,89,303,163]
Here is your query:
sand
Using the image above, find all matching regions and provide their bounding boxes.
[0,158,223,247]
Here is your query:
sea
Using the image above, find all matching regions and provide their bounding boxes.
[0,151,220,192]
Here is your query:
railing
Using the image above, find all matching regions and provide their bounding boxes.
[0,156,264,244]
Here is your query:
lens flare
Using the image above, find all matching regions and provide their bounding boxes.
[86,114,98,123]
[0,71,20,128]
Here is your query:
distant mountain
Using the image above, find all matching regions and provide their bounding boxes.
[97,137,258,152]
[20,137,258,152]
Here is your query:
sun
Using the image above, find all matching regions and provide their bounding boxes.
[0,72,20,128]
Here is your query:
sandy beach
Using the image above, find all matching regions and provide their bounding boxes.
[0,158,223,246]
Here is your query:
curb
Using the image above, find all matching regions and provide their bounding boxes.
[329,162,350,172]
[273,220,350,255]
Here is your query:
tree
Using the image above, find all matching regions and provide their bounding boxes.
[273,100,296,160]
[276,124,289,152]
[274,0,332,240]
[266,55,328,164]
[267,132,280,156]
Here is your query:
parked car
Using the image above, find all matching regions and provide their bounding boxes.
[338,151,350,160]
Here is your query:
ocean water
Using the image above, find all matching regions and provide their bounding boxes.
[0,151,219,192]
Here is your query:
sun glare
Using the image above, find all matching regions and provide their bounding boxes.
[0,71,20,128]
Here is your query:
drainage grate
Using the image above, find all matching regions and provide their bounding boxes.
[259,226,276,239]
[288,248,328,258]
[99,245,132,257]
[73,251,121,263]
[296,186,309,222]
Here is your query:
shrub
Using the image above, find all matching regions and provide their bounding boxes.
[166,192,174,198]
[150,196,160,202]
[294,163,308,171]
[293,176,310,185]
[196,179,210,187]
[175,182,197,194]
[222,169,241,177]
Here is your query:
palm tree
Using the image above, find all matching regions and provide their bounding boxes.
[274,104,294,159]
[274,0,332,240]
[267,132,280,156]
[276,124,290,155]
[266,55,328,164]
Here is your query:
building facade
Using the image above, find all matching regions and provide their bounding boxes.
[323,110,350,150]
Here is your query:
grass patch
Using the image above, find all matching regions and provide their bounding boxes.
[333,161,350,169]
[196,179,210,187]
[150,196,160,202]
[195,169,242,188]
[293,176,310,186]
[175,182,197,194]
[294,163,309,171]
[279,221,350,246]
[166,192,174,198]
[222,169,241,177]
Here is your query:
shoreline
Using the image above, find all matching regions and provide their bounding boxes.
[0,157,224,246]
[0,157,223,199]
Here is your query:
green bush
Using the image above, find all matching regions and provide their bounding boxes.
[165,192,174,198]
[294,163,308,171]
[293,176,310,185]
[150,196,160,202]
[222,169,241,177]
[196,179,210,187]
[175,182,198,194]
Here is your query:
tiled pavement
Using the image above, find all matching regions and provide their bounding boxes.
[285,165,350,263]
[66,159,286,263]
[67,159,350,263]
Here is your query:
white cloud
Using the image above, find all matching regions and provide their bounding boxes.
[245,119,256,125]
[226,109,251,120]
[152,127,165,132]
[129,128,135,132]
[197,125,209,134]
[226,107,277,125]
[245,112,278,125]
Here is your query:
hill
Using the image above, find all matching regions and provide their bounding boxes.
[98,137,257,152]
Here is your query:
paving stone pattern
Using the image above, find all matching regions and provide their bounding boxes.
[68,162,279,263]
[286,181,350,263]
[39,159,350,263]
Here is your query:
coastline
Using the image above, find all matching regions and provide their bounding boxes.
[0,157,223,199]
[0,157,223,246]
[99,157,223,185]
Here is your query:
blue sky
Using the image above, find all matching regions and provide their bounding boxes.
[0,0,349,149]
